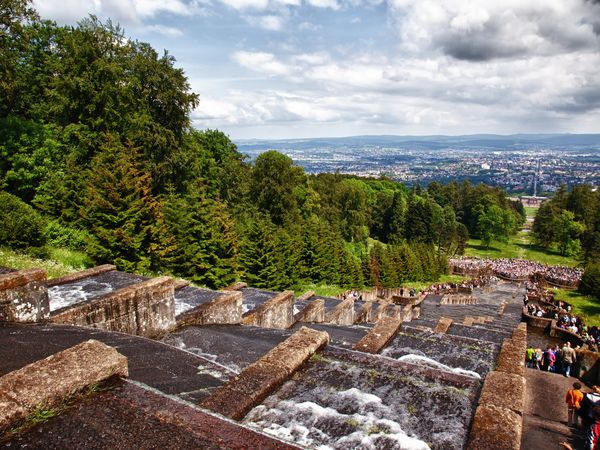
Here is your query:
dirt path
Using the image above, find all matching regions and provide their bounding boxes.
[521,368,588,450]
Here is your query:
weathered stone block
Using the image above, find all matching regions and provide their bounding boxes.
[353,316,402,354]
[463,316,475,326]
[177,291,242,326]
[297,291,315,302]
[261,326,329,375]
[434,317,453,333]
[294,298,325,323]
[51,276,175,338]
[496,339,525,377]
[478,371,525,415]
[0,339,128,433]
[173,279,191,291]
[243,291,295,329]
[326,298,354,326]
[47,265,116,287]
[201,327,329,421]
[467,404,522,450]
[222,282,247,291]
[0,269,49,323]
[354,302,372,324]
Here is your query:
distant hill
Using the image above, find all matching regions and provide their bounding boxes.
[236,134,600,152]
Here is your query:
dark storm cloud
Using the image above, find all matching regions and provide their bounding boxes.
[426,1,600,62]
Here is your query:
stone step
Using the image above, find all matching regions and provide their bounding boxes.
[5,378,299,449]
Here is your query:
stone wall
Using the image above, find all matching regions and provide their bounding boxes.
[0,269,49,323]
[353,316,403,353]
[176,291,243,327]
[326,298,354,326]
[434,317,453,333]
[243,291,295,329]
[200,327,329,420]
[467,322,527,450]
[51,277,176,338]
[354,302,372,323]
[47,265,116,287]
[294,298,325,324]
[0,339,128,433]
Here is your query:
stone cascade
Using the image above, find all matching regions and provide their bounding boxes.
[0,264,527,450]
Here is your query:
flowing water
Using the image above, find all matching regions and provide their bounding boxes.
[48,271,147,312]
[244,347,480,450]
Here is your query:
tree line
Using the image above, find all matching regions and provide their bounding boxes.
[532,185,600,297]
[1,2,526,292]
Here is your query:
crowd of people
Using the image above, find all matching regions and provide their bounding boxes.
[449,257,582,287]
[523,282,600,350]
[526,342,578,376]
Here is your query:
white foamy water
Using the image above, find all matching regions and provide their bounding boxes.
[245,388,431,450]
[48,280,113,311]
[397,354,481,380]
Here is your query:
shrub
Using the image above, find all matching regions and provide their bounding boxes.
[0,192,46,249]
[579,262,600,299]
[43,220,90,251]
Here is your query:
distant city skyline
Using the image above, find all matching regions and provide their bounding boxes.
[34,0,600,139]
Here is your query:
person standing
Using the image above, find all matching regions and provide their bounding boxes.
[566,381,584,428]
[562,342,577,377]
[526,345,536,369]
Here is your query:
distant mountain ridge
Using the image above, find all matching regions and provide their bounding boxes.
[236,133,600,151]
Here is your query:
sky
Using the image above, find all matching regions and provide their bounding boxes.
[33,0,600,139]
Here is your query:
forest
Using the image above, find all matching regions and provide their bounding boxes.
[3,1,586,295]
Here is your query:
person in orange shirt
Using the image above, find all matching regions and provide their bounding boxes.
[566,381,584,428]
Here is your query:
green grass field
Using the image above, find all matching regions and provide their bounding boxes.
[550,288,600,327]
[523,206,538,218]
[465,232,581,267]
[0,247,91,279]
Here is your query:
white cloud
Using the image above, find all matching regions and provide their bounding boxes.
[306,0,339,9]
[232,51,293,75]
[247,14,286,30]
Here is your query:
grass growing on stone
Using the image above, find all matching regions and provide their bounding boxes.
[550,288,600,327]
[465,232,581,267]
[0,247,90,279]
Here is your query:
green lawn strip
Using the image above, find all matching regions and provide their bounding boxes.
[523,206,538,218]
[0,247,89,279]
[465,232,581,267]
[550,288,600,327]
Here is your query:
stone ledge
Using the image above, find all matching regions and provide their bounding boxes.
[177,291,242,326]
[47,265,116,287]
[173,279,190,291]
[354,302,372,323]
[0,339,128,433]
[467,404,522,450]
[478,371,525,415]
[51,276,175,338]
[496,339,526,377]
[434,317,453,333]
[297,291,315,302]
[243,291,295,329]
[326,298,354,326]
[0,269,47,291]
[353,316,402,354]
[222,282,247,291]
[200,327,328,421]
[294,298,325,323]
